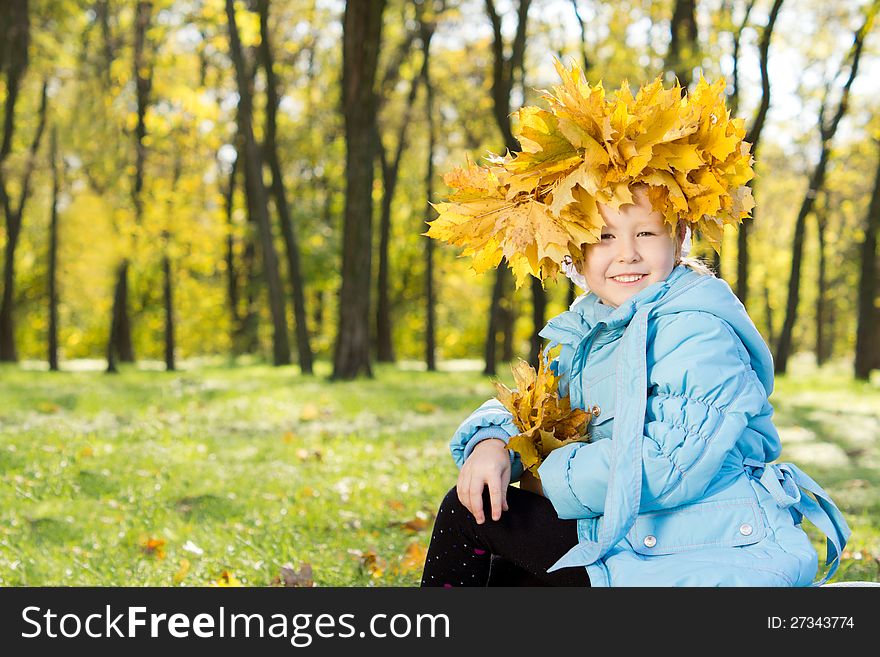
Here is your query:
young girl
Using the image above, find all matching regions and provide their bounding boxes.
[420,63,850,587]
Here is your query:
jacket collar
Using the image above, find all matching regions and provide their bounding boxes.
[539,265,698,346]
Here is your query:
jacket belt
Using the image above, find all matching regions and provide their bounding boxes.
[744,458,851,586]
[547,306,652,572]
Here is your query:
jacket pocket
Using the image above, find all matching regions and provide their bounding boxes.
[588,409,615,442]
[627,497,766,556]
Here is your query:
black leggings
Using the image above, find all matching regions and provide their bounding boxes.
[420,485,591,587]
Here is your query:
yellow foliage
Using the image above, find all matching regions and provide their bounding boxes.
[493,349,591,477]
[425,60,755,288]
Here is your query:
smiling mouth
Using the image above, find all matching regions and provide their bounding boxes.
[610,274,647,284]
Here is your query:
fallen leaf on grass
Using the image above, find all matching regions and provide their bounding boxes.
[414,402,438,414]
[140,537,166,559]
[396,542,428,574]
[299,404,320,421]
[295,448,323,462]
[282,431,296,444]
[211,571,243,587]
[388,511,434,533]
[271,563,314,587]
[173,559,190,584]
[351,550,386,578]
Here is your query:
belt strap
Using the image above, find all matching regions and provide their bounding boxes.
[753,461,851,586]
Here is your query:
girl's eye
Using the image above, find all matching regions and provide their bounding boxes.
[601,232,653,239]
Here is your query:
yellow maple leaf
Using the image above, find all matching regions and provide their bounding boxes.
[493,349,591,477]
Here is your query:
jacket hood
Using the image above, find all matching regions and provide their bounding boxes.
[540,265,775,396]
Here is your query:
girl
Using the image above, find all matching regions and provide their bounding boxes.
[420,64,850,587]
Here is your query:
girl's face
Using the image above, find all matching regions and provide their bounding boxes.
[581,186,681,308]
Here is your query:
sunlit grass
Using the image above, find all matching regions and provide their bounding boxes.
[1,354,878,585]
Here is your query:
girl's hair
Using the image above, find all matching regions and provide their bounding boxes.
[672,220,716,277]
[678,255,715,277]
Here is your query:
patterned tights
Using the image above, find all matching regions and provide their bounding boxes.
[420,485,591,587]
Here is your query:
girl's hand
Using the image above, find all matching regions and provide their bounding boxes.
[457,438,511,524]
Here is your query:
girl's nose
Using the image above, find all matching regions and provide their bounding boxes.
[616,238,640,262]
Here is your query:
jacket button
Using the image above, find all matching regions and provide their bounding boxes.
[643,535,657,548]
[739,523,753,536]
[590,405,601,418]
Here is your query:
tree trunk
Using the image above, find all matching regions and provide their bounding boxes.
[815,205,828,367]
[109,0,154,368]
[240,209,261,355]
[162,157,181,372]
[737,0,784,305]
[763,276,775,354]
[226,0,291,366]
[775,153,826,373]
[484,0,532,376]
[223,149,242,353]
[569,0,592,74]
[375,94,417,363]
[376,64,422,363]
[48,125,59,371]
[484,267,504,376]
[775,11,871,374]
[855,140,880,380]
[529,277,547,367]
[0,222,20,362]
[0,2,38,361]
[162,250,175,371]
[312,289,323,337]
[665,0,698,89]
[420,15,437,372]
[106,260,129,373]
[1,80,47,362]
[257,0,313,374]
[332,0,386,380]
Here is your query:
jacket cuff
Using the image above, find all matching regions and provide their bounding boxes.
[538,443,593,519]
[463,427,523,480]
[463,426,513,460]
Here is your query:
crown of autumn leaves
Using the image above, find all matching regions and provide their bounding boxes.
[424,60,756,289]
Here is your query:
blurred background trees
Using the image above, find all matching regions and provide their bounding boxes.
[0,0,878,381]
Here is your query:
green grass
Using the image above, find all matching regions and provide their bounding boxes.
[1,355,878,586]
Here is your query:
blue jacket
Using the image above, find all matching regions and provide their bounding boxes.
[450,265,850,586]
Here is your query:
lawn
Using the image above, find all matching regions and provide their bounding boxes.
[1,355,878,586]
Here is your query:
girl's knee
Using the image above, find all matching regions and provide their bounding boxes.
[440,486,463,512]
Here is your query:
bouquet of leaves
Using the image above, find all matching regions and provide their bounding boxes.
[493,349,591,478]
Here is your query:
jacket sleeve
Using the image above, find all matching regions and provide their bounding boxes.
[538,311,771,519]
[448,399,523,481]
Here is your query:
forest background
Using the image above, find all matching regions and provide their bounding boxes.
[1,0,879,586]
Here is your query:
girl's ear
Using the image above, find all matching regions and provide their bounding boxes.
[674,220,688,261]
